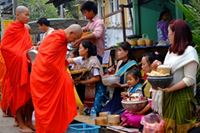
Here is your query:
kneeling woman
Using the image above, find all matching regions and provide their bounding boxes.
[68,40,105,113]
[102,42,137,114]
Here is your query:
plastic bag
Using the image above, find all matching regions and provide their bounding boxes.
[141,113,165,133]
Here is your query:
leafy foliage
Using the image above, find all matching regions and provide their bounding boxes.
[18,0,59,20]
[17,0,80,20]
[177,0,200,86]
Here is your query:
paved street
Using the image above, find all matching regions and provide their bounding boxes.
[0,110,20,133]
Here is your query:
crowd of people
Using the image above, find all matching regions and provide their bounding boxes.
[0,1,199,133]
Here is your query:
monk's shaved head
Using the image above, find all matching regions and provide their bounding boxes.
[65,24,83,43]
[15,6,30,24]
[66,24,82,37]
[16,6,29,14]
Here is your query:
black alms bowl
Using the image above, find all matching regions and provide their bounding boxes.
[147,75,173,89]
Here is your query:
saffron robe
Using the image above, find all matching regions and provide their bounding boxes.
[1,21,32,115]
[30,30,77,133]
[0,50,6,93]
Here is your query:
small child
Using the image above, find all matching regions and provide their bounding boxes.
[121,68,143,99]
[120,52,163,128]
[120,69,151,128]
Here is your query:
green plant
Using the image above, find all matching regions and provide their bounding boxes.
[177,0,200,86]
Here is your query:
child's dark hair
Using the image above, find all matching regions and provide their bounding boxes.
[81,1,97,14]
[127,68,142,82]
[118,42,135,60]
[81,40,97,57]
[142,51,162,64]
[37,17,50,26]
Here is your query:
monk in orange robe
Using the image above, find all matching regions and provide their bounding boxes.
[1,6,34,132]
[0,50,6,109]
[30,24,82,133]
[0,50,6,94]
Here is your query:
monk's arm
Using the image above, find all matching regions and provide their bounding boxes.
[79,76,100,84]
[67,58,75,64]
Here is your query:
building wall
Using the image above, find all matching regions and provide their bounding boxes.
[139,0,175,42]
[132,0,188,42]
[98,0,132,28]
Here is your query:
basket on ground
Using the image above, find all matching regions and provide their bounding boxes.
[102,75,120,86]
[67,123,100,133]
[147,75,173,89]
[121,100,148,112]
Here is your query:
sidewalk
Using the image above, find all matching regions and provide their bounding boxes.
[0,110,20,133]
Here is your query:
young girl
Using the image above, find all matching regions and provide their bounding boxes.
[121,68,143,99]
[121,52,162,128]
[120,68,147,128]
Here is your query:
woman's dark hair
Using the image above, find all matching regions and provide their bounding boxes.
[169,19,193,55]
[37,17,50,26]
[81,1,97,14]
[118,42,135,60]
[81,40,97,57]
[143,51,162,64]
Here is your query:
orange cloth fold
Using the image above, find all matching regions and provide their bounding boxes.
[0,21,32,115]
[30,30,77,133]
[0,50,6,91]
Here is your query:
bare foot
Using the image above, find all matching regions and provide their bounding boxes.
[2,112,12,117]
[19,125,34,133]
[26,122,35,131]
[13,123,19,127]
[13,119,19,127]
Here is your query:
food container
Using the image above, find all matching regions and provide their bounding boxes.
[95,116,108,126]
[102,75,120,86]
[99,112,110,117]
[126,35,141,46]
[147,75,173,89]
[67,123,100,133]
[107,115,120,126]
[137,38,146,46]
[145,39,153,47]
[121,100,148,112]
[27,49,38,63]
[127,39,137,46]
[70,68,90,81]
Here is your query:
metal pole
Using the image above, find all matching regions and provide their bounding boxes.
[12,0,17,18]
[60,4,64,18]
[0,5,3,38]
[120,4,126,43]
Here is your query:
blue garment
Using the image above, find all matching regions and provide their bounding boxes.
[115,60,137,76]
[129,83,142,94]
[93,82,108,114]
